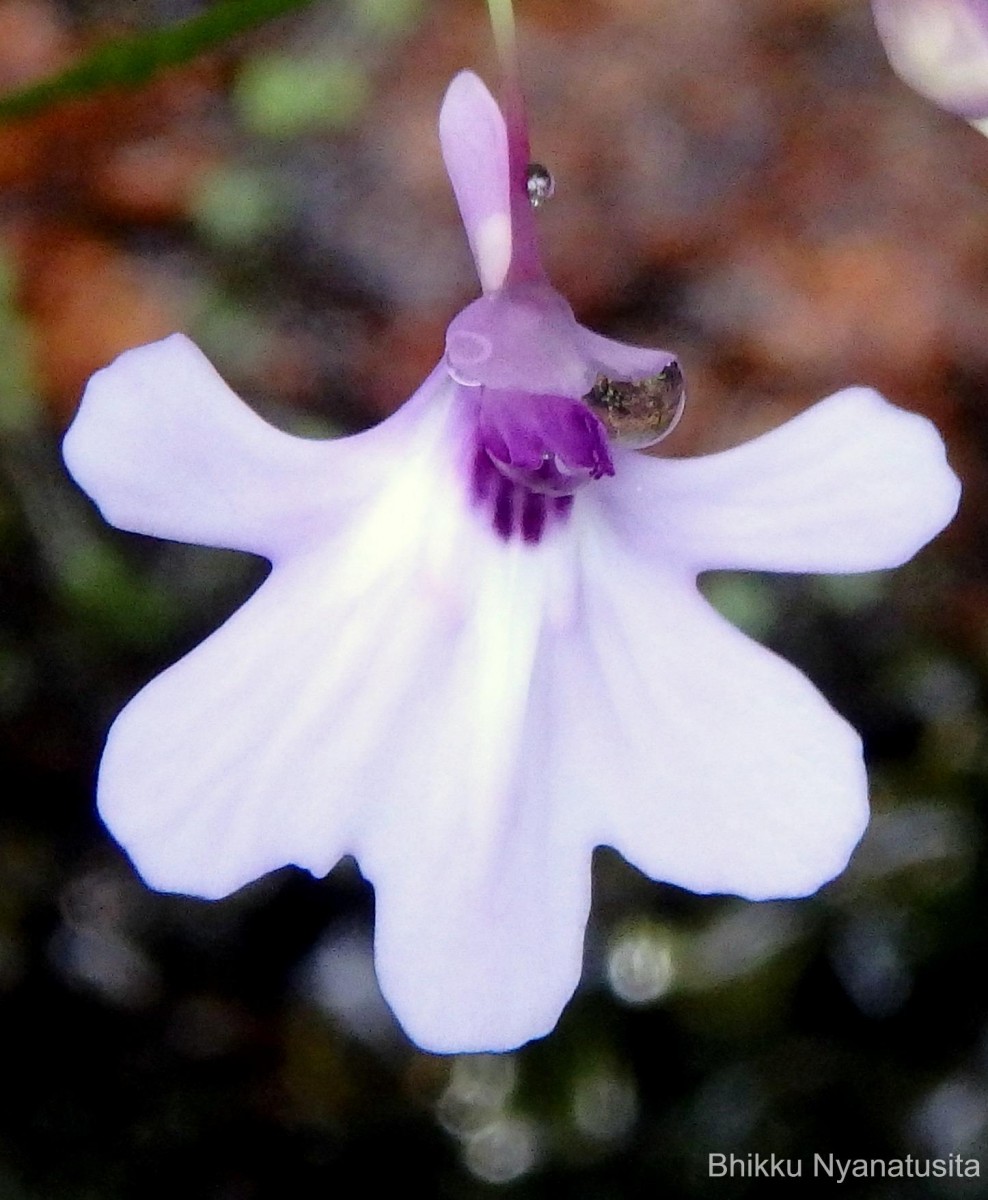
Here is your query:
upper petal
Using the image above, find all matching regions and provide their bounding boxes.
[596,386,960,575]
[63,334,442,562]
[440,71,513,293]
[537,517,868,899]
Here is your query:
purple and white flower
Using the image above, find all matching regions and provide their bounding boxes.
[872,0,988,126]
[63,69,960,1054]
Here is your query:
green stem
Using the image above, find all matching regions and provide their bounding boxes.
[0,0,319,124]
[484,0,516,76]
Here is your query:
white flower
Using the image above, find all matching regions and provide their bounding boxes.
[63,71,960,1054]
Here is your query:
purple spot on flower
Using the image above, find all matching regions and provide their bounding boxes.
[477,387,614,497]
[520,490,547,543]
[493,475,516,540]
[471,444,497,505]
[464,384,609,543]
[471,441,560,543]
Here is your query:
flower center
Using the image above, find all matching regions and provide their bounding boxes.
[462,384,613,544]
[446,281,685,543]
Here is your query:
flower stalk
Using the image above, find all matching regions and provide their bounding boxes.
[484,0,544,287]
[485,0,518,71]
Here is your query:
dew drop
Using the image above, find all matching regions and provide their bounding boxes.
[525,162,554,208]
[584,360,686,449]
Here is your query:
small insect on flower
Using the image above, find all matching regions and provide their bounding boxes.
[63,50,960,1053]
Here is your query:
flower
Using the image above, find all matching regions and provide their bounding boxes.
[872,0,988,126]
[63,70,960,1054]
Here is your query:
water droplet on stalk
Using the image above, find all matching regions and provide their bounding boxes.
[525,162,554,207]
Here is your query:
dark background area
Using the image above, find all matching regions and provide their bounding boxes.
[2,0,988,1194]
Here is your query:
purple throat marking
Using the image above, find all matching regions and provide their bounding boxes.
[470,444,576,544]
[466,385,614,544]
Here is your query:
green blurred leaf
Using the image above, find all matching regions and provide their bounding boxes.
[188,282,278,377]
[0,247,40,436]
[57,536,176,646]
[235,53,369,136]
[0,0,321,123]
[190,164,286,248]
[812,571,888,614]
[700,574,777,640]
[351,0,425,36]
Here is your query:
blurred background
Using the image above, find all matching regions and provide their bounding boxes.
[2,0,988,1195]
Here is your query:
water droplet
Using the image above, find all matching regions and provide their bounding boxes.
[525,162,554,208]
[584,360,686,449]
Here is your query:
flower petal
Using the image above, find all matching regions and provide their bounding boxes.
[576,325,681,383]
[355,559,592,1052]
[63,334,441,562]
[98,556,367,898]
[347,504,591,1052]
[368,823,590,1054]
[95,373,466,899]
[598,386,960,574]
[872,0,988,121]
[97,362,593,1048]
[544,524,868,899]
[439,71,512,293]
